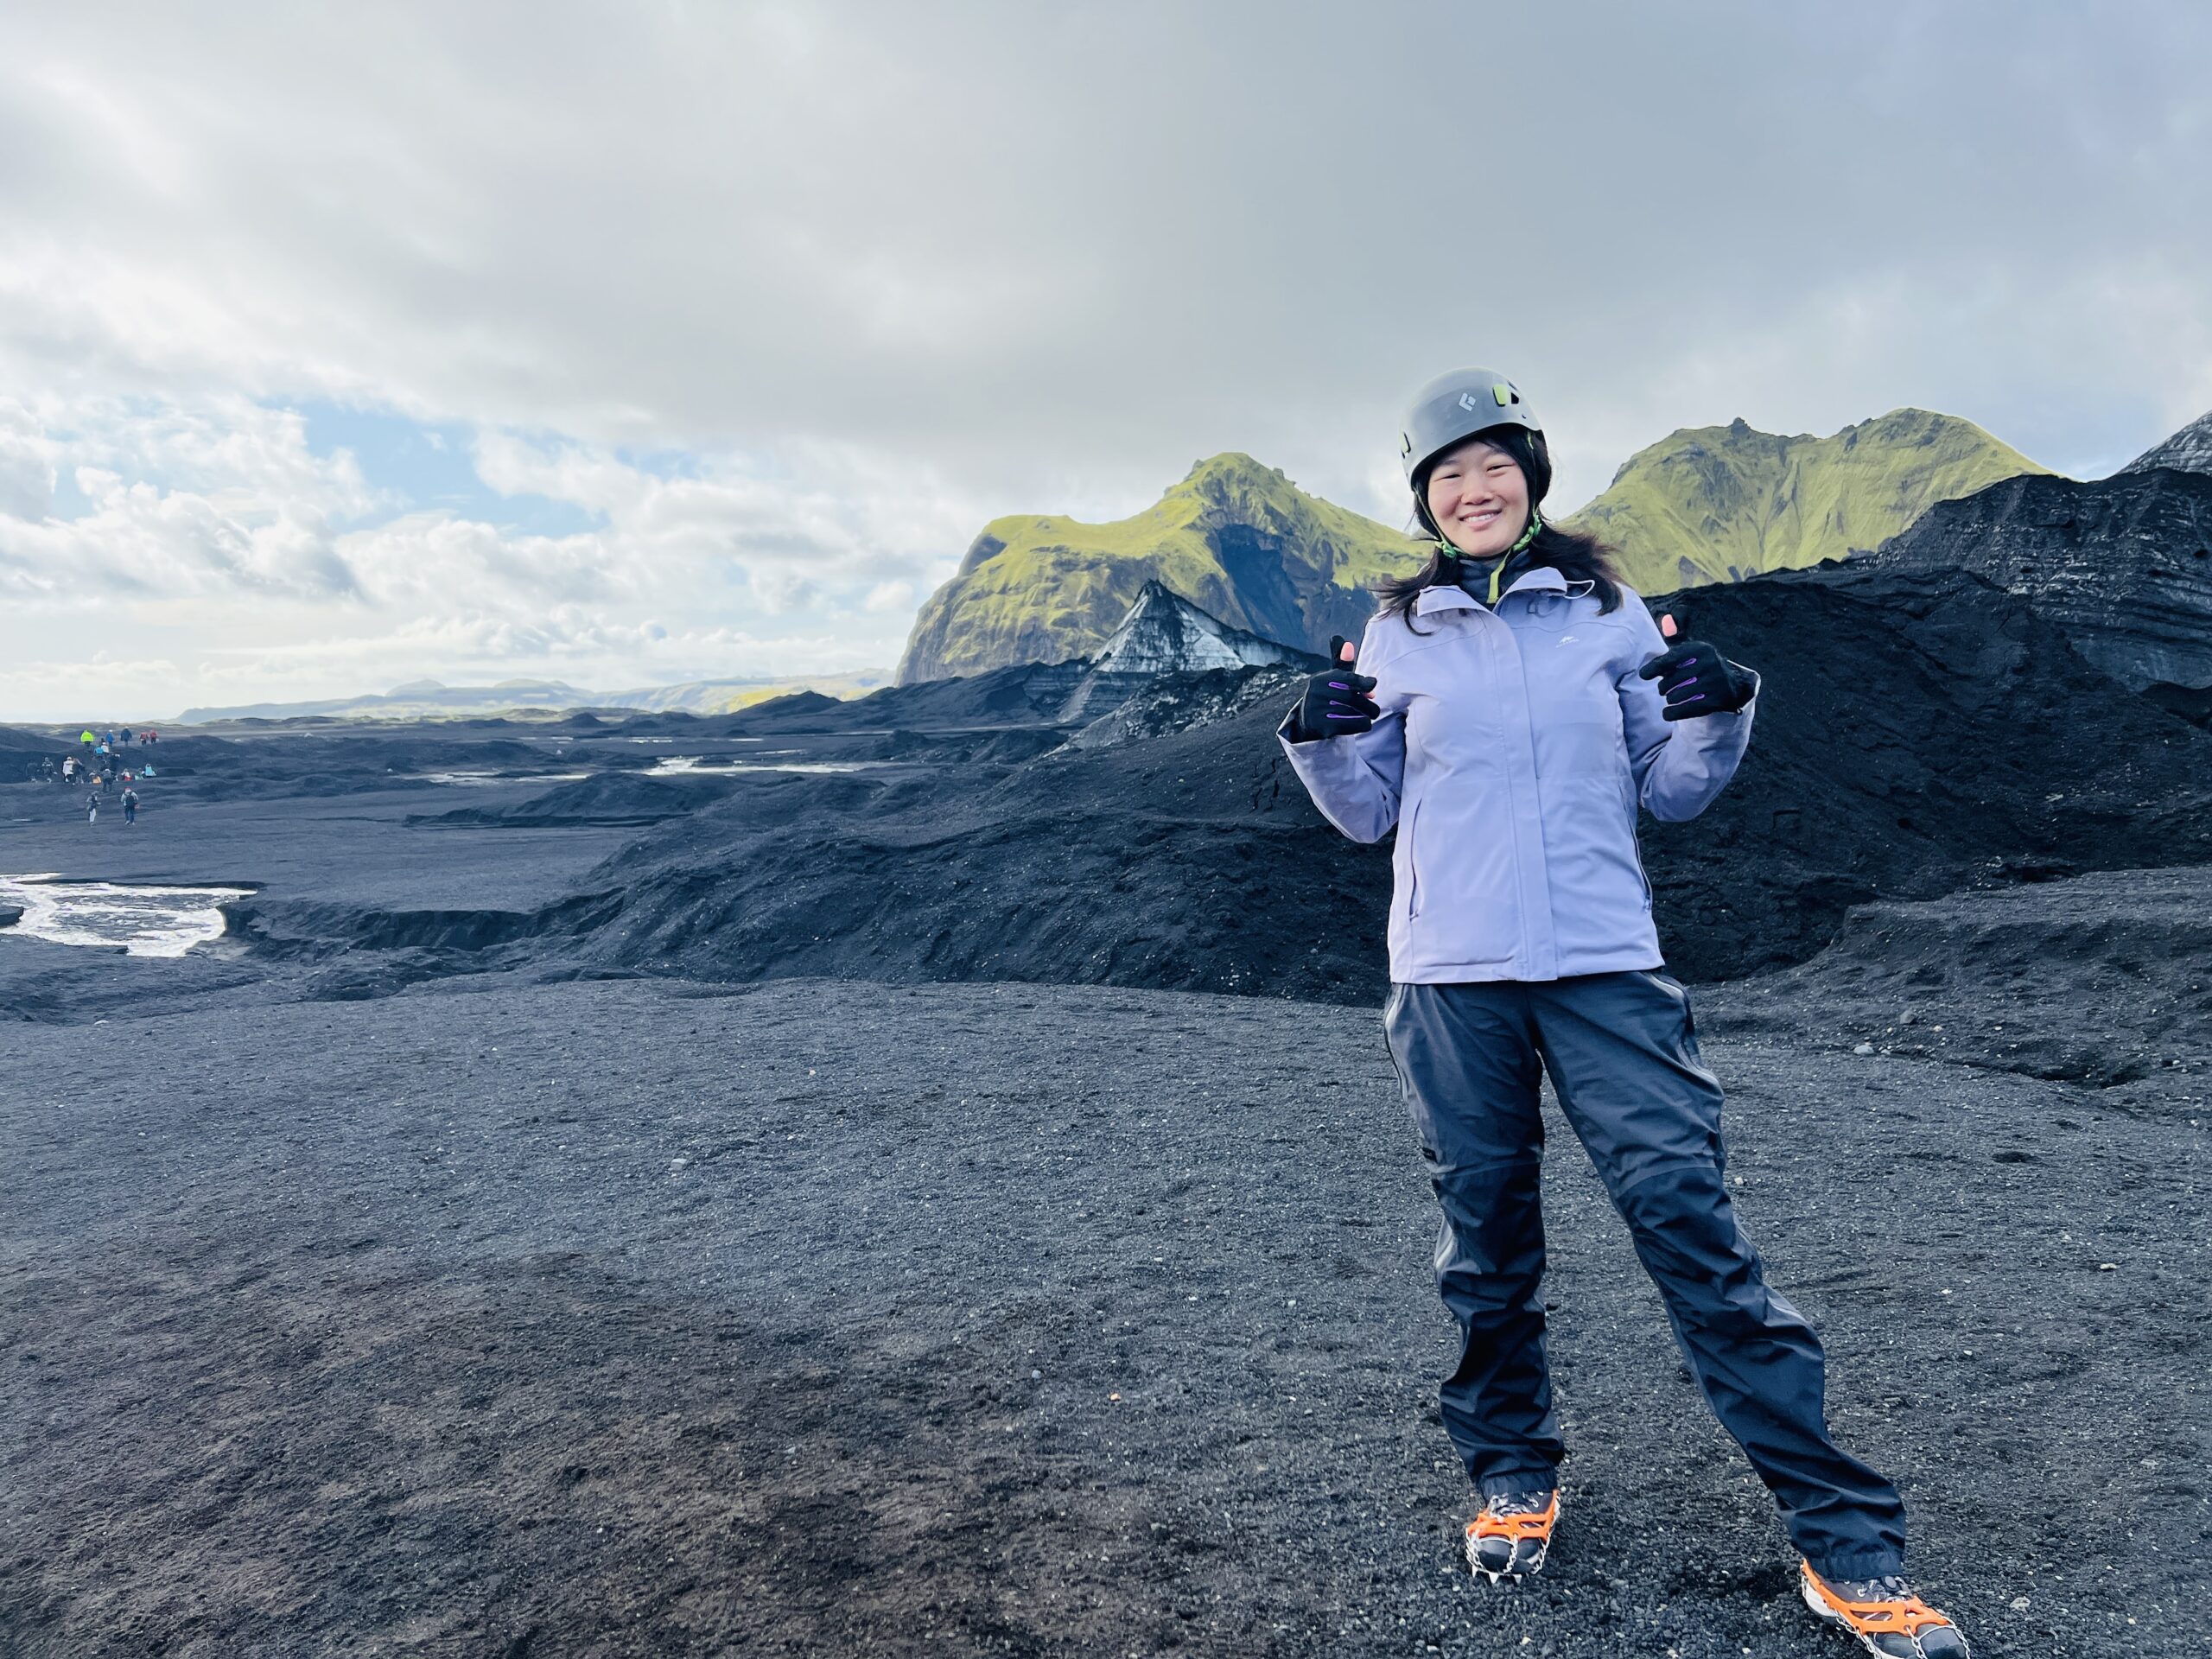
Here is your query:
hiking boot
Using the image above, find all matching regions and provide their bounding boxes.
[1800,1560,1969,1658]
[1464,1489,1558,1583]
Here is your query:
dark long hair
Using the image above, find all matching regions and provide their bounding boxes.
[1372,426,1626,632]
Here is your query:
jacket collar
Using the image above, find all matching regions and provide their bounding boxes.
[1414,565,1580,615]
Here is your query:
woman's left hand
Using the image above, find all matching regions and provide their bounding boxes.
[1637,615,1756,721]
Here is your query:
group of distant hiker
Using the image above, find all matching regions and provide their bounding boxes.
[28,727,161,826]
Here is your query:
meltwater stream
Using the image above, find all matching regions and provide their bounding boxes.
[0,874,254,956]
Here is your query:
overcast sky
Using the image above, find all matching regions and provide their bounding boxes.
[3,2,2207,720]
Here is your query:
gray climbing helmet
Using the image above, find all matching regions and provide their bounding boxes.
[1400,367,1542,484]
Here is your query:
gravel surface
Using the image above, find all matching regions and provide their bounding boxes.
[3,976,2204,1657]
[0,783,641,911]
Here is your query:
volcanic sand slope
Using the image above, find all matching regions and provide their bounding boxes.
[1562,409,2048,595]
[1,976,2203,1657]
[895,453,1427,683]
[1695,865,2212,1092]
[1620,562,2212,978]
[527,563,2212,1002]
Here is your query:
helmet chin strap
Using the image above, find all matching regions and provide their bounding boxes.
[1440,508,1545,605]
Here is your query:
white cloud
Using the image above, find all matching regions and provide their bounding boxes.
[0,384,976,718]
[864,579,916,614]
[0,395,375,604]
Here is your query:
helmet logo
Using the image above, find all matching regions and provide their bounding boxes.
[1457,391,1480,411]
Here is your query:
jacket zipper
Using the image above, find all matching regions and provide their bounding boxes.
[1404,798,1422,918]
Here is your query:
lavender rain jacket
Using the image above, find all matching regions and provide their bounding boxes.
[1276,567,1759,982]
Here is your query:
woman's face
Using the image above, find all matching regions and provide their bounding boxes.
[1424,436,1530,559]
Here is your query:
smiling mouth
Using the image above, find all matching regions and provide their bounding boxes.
[1459,510,1501,528]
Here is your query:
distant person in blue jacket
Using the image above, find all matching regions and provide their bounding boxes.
[1278,369,1966,1656]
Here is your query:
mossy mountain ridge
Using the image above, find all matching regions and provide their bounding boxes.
[894,453,1425,683]
[1560,408,2048,595]
[899,413,2050,684]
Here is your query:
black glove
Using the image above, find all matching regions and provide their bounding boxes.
[1286,636,1379,742]
[1637,617,1756,721]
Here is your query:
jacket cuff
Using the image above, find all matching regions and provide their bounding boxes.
[1706,661,1759,718]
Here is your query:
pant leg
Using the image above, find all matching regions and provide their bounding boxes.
[1383,981,1559,1497]
[1528,969,1908,1580]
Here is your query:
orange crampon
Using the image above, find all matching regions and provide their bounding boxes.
[1464,1489,1559,1583]
[1799,1560,1970,1658]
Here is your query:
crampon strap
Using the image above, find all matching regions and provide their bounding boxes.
[1466,1494,1559,1544]
[1801,1562,1955,1637]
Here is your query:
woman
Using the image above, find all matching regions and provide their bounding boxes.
[1278,369,1967,1659]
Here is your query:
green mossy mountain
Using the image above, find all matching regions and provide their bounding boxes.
[1560,408,2050,594]
[899,413,2049,683]
[895,454,1425,683]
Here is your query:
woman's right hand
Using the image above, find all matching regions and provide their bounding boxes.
[1286,637,1378,742]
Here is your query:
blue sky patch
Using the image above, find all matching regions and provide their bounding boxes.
[298,401,603,536]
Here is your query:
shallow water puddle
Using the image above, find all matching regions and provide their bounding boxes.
[729,761,896,772]
[0,874,255,956]
[421,771,594,785]
[651,755,893,774]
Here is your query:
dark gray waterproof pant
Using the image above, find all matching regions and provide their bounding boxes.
[1384,970,1907,1579]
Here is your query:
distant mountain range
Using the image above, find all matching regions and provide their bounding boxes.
[1560,408,2048,594]
[177,671,892,725]
[898,411,2051,683]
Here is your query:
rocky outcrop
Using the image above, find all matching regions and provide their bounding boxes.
[1853,466,2212,690]
[1090,580,1318,676]
[1056,582,1320,721]
[1563,408,2048,595]
[1065,665,1308,750]
[2120,409,2212,477]
[895,453,1424,683]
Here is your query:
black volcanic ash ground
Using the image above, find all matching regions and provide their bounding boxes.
[2,976,2205,1658]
